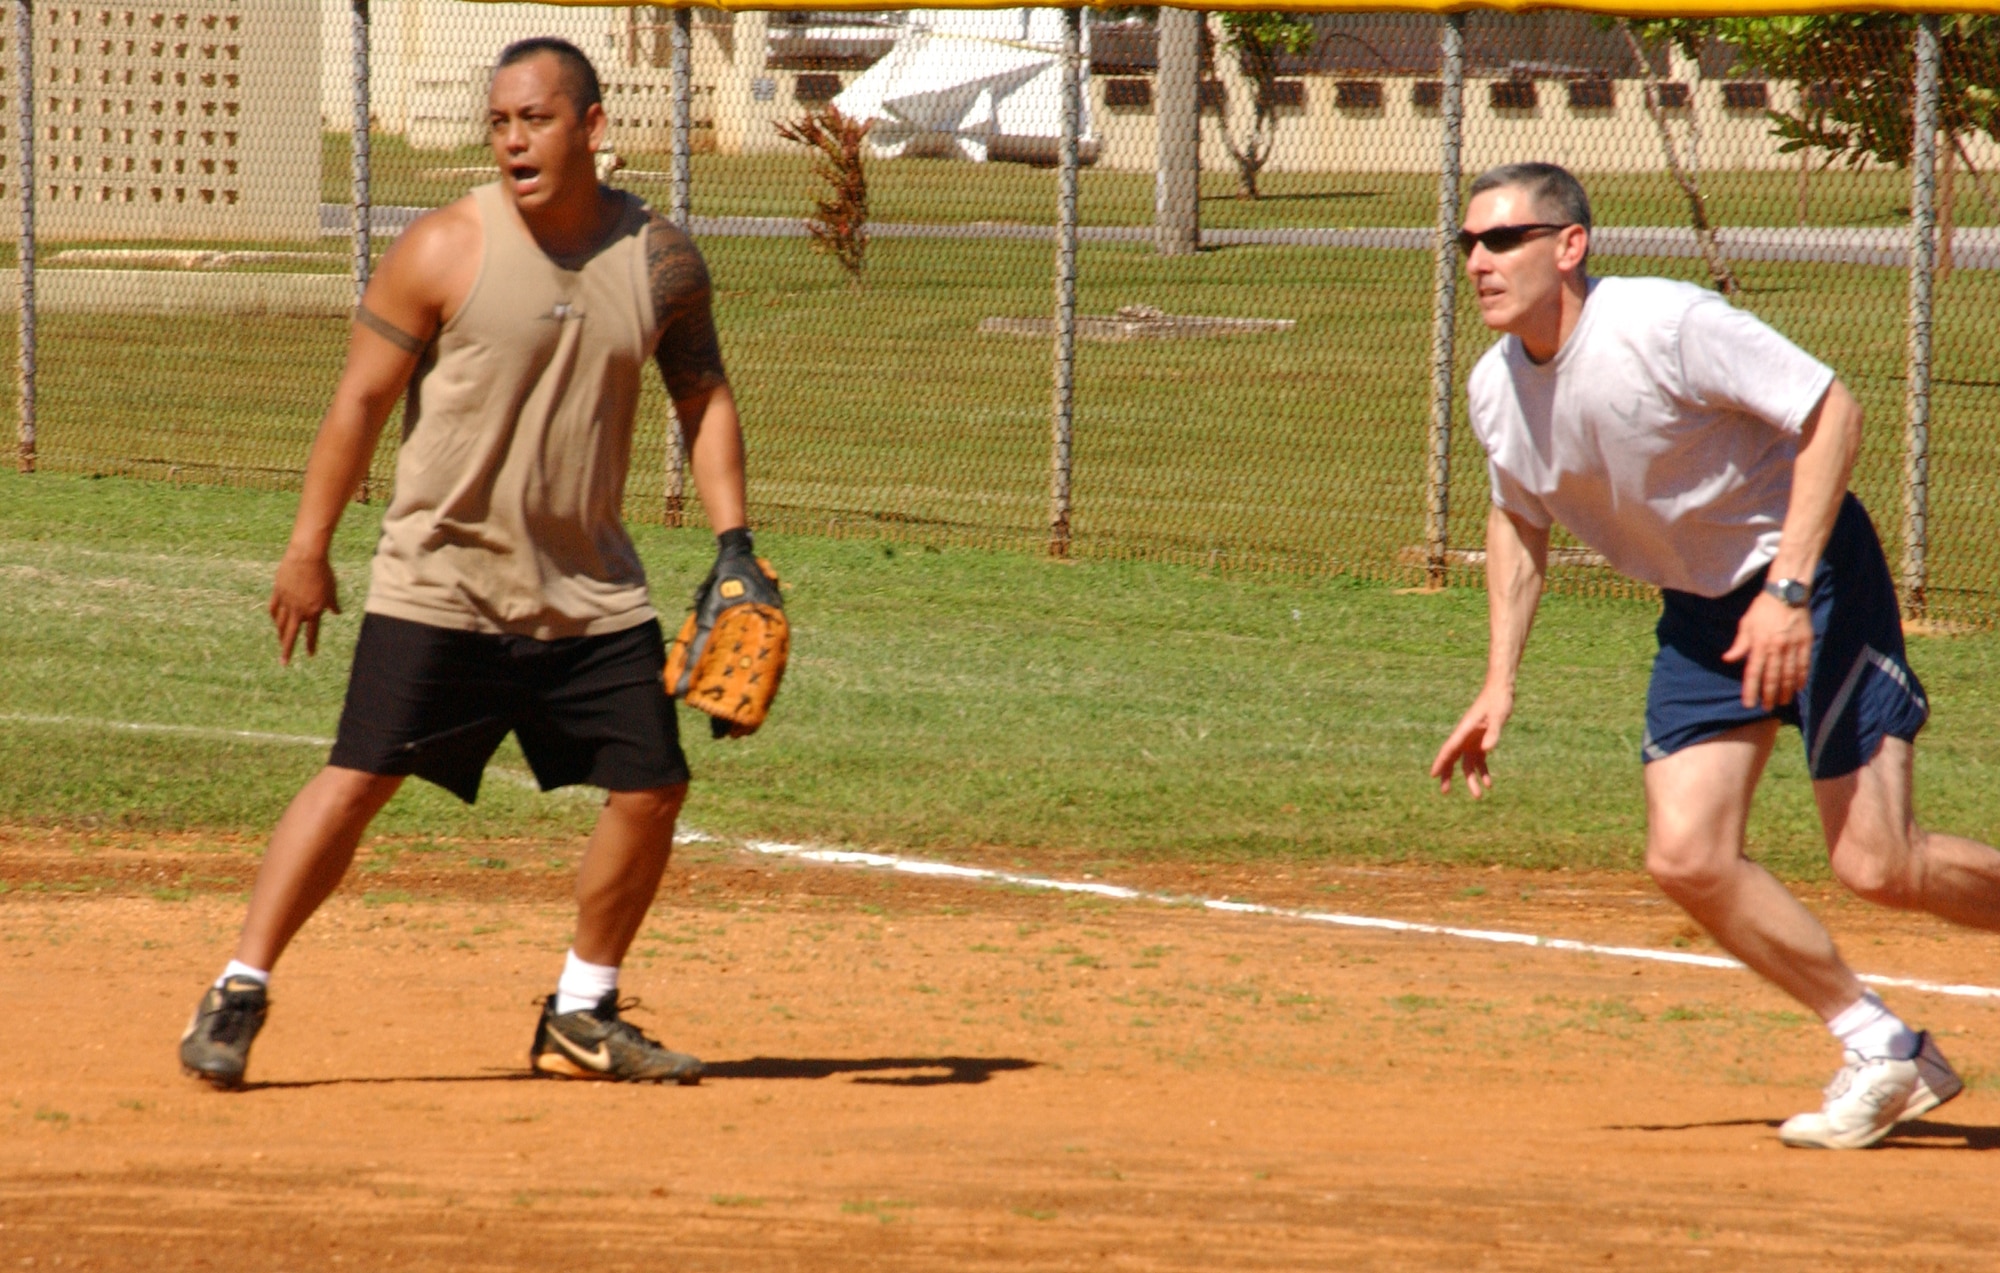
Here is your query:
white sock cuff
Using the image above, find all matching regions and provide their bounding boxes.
[217,959,270,988]
[555,950,620,1015]
[1826,991,1888,1036]
[1828,990,1917,1059]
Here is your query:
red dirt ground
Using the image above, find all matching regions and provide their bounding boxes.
[4,826,1997,1270]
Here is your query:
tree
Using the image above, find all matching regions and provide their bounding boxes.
[1616,19,1739,294]
[1210,13,1316,200]
[1719,15,2000,226]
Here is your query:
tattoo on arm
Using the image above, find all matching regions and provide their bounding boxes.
[355,303,428,356]
[647,215,729,403]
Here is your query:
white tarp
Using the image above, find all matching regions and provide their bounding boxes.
[831,9,1092,162]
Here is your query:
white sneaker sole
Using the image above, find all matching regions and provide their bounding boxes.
[1779,1111,1901,1150]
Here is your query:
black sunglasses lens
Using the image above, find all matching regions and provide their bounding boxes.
[1459,227,1531,255]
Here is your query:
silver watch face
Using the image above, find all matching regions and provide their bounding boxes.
[1768,577,1809,607]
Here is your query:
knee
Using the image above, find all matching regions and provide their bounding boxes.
[607,783,687,827]
[309,766,403,820]
[1645,835,1736,901]
[1829,828,1923,909]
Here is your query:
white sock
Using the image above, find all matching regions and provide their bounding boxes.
[1828,991,1919,1060]
[215,960,270,989]
[554,950,619,1015]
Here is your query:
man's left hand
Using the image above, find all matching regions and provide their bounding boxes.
[1722,591,1813,711]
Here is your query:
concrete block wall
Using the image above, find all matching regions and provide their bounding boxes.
[10,0,320,240]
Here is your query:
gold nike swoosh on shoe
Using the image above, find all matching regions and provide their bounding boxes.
[545,1030,612,1073]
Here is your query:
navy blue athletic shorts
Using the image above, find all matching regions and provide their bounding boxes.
[1642,494,1927,780]
[328,613,690,803]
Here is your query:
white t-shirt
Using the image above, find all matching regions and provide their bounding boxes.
[1467,276,1836,598]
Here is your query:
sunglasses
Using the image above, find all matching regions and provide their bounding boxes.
[1456,222,1572,256]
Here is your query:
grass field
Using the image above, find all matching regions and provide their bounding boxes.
[7,471,2000,877]
[21,234,2000,617]
[325,133,1998,231]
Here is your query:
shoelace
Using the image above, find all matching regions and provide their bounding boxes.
[602,996,668,1048]
[1822,1053,1905,1107]
[1822,1065,1860,1101]
[204,990,261,1044]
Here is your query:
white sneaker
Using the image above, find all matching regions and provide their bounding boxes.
[1779,1050,1920,1149]
[1899,1030,1964,1123]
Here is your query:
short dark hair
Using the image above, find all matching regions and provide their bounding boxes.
[1467,162,1592,230]
[494,37,602,114]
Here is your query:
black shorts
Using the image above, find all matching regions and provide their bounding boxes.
[1643,494,1928,779]
[329,614,690,804]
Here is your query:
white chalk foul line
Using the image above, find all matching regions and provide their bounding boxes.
[1,711,334,748]
[0,711,585,798]
[14,712,2000,1000]
[736,840,2000,1002]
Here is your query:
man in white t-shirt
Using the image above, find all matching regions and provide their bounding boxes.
[1431,162,2000,1150]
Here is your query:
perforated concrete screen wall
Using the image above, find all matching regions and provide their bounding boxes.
[11,0,319,240]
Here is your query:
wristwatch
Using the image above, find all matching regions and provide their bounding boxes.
[1764,577,1810,608]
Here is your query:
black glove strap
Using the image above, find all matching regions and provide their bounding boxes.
[716,527,755,558]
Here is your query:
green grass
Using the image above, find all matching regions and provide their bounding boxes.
[323,133,1995,230]
[20,235,2000,620]
[7,471,2000,877]
[10,139,1998,624]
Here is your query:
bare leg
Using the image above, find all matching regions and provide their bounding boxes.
[571,784,686,967]
[1818,736,2000,931]
[1644,721,1863,1021]
[234,766,404,970]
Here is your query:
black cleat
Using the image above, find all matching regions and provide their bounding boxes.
[179,976,269,1089]
[530,991,703,1084]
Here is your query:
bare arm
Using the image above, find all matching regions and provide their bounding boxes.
[1722,379,1863,709]
[648,214,745,533]
[270,207,471,663]
[1430,504,1550,797]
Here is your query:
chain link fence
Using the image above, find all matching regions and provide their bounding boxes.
[10,6,1998,623]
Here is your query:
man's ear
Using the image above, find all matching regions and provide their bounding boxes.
[584,101,609,155]
[1556,224,1590,275]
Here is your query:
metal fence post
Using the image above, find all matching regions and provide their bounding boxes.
[350,0,371,303]
[1048,6,1081,558]
[15,0,33,474]
[663,3,693,527]
[1902,14,1941,619]
[348,0,371,499]
[1423,13,1466,588]
[670,6,692,232]
[1155,6,1199,257]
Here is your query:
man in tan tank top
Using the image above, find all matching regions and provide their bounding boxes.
[177,39,749,1087]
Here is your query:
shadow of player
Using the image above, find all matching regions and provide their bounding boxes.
[700,1055,1040,1086]
[1606,1115,2000,1150]
[230,1056,1038,1092]
[1876,1119,2000,1151]
[235,1072,544,1092]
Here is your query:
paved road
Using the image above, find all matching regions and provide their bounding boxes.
[320,204,2000,270]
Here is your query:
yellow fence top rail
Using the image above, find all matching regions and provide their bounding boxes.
[464,1,2000,15]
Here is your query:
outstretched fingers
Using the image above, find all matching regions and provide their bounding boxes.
[1431,708,1503,799]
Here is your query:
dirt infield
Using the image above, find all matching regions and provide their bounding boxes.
[4,828,1998,1271]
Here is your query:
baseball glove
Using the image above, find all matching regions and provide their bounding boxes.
[665,535,789,738]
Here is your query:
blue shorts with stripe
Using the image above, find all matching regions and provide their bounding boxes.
[1642,494,1928,780]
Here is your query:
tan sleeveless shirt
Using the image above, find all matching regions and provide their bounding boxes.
[367,183,662,640]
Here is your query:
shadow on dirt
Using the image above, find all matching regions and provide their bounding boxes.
[1606,1118,1776,1132]
[227,1057,1039,1091]
[236,1071,542,1091]
[701,1056,1040,1086]
[1606,1115,2000,1150]
[1879,1120,2000,1151]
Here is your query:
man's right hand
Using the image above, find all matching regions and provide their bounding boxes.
[270,552,340,665]
[1430,684,1514,798]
